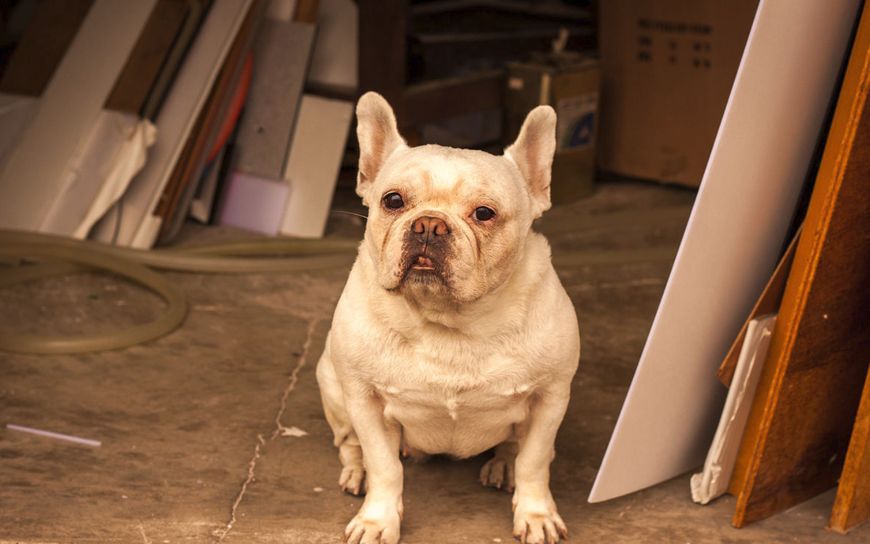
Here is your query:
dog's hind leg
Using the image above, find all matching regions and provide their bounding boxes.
[480,440,518,492]
[316,351,366,496]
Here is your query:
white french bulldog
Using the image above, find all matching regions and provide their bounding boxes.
[316,92,580,544]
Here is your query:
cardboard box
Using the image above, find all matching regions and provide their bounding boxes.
[506,55,600,203]
[597,1,758,187]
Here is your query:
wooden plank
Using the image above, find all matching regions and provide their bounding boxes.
[105,0,190,114]
[293,0,320,23]
[718,230,800,386]
[155,0,262,244]
[141,0,210,120]
[0,0,194,116]
[730,3,870,527]
[831,369,870,533]
[0,0,93,96]
[0,0,156,232]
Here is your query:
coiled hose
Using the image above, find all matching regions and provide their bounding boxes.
[0,229,358,354]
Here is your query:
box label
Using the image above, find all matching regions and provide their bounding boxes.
[556,93,598,150]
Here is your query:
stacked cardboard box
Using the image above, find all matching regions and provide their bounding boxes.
[597,0,758,187]
[506,54,600,203]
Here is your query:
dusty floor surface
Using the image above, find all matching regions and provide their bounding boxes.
[0,180,863,543]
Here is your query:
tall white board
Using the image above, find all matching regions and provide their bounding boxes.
[589,0,862,503]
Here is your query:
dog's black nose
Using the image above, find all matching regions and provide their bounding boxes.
[412,216,450,240]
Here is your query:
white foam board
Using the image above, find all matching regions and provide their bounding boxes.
[279,94,352,238]
[218,172,290,235]
[589,0,862,503]
[0,0,155,232]
[690,314,776,505]
[90,0,253,248]
[0,95,156,239]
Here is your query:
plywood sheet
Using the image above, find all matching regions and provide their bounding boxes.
[588,0,861,503]
[831,370,870,533]
[718,230,799,386]
[730,3,870,526]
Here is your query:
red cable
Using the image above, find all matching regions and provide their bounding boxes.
[207,51,254,164]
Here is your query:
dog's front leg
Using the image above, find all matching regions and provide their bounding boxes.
[343,384,403,544]
[512,382,571,544]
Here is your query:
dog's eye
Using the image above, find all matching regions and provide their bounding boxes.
[383,192,405,210]
[473,207,496,222]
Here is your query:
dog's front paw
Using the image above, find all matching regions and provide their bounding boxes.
[512,494,567,544]
[345,500,401,544]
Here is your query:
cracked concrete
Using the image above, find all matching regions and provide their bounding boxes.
[272,319,320,441]
[216,318,321,543]
[0,180,865,542]
[215,433,264,543]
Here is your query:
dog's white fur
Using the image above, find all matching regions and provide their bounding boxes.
[316,92,580,544]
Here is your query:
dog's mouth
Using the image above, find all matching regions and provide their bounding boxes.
[396,232,454,288]
[400,253,445,283]
[410,255,436,271]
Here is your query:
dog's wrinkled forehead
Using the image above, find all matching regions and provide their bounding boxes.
[377,145,524,206]
[355,91,556,219]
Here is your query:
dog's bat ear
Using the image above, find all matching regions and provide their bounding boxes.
[505,106,557,218]
[355,92,407,204]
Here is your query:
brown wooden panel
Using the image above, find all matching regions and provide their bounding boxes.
[154,0,261,243]
[830,369,870,533]
[141,0,210,120]
[104,0,190,114]
[0,0,93,96]
[293,0,320,23]
[718,230,800,386]
[729,5,870,527]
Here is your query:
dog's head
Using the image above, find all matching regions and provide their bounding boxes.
[355,92,556,304]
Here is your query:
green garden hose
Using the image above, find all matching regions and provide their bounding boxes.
[0,229,359,355]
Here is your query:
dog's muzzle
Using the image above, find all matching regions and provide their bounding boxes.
[404,215,452,274]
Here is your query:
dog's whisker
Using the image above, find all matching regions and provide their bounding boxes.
[332,210,368,220]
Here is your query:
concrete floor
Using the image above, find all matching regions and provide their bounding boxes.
[0,180,863,543]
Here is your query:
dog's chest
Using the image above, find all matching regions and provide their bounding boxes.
[371,341,537,453]
[376,374,533,420]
